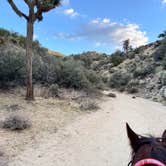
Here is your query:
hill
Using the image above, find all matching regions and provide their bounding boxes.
[71,41,166,104]
[0,28,103,92]
[0,28,165,104]
[48,50,65,57]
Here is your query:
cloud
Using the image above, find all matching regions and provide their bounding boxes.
[162,0,166,4]
[54,32,80,40]
[55,18,148,48]
[63,8,78,17]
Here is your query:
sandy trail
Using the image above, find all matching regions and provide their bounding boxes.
[8,93,166,166]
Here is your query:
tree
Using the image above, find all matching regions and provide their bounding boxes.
[123,39,130,55]
[7,0,61,100]
[158,30,166,40]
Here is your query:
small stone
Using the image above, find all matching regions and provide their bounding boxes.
[107,93,116,98]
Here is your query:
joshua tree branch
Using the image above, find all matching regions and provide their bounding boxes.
[23,0,30,6]
[7,0,29,20]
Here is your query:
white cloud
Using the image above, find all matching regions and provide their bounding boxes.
[54,32,80,40]
[162,0,166,4]
[55,18,148,48]
[102,18,110,24]
[63,8,78,17]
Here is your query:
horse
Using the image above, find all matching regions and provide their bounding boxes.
[126,123,166,166]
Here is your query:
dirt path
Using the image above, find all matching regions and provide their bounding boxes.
[8,93,166,166]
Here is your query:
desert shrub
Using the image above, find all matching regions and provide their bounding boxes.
[109,72,130,90]
[127,52,136,59]
[0,28,10,37]
[0,50,26,88]
[2,114,31,131]
[85,69,103,89]
[127,87,139,94]
[160,71,166,86]
[153,41,166,61]
[59,59,91,89]
[33,55,61,84]
[162,57,166,70]
[49,84,59,97]
[72,51,107,69]
[111,55,125,66]
[80,100,99,111]
[16,35,26,47]
[126,81,139,93]
[109,50,125,67]
[133,65,154,78]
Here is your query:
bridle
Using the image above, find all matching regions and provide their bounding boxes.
[128,137,166,166]
[128,158,166,166]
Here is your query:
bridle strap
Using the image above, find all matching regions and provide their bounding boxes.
[134,158,165,166]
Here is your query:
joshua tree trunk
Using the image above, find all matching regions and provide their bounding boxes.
[26,20,34,100]
[7,0,61,100]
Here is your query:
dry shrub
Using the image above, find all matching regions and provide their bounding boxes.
[2,114,31,131]
[80,100,99,111]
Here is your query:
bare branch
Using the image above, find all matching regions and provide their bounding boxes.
[7,0,28,20]
[23,0,30,6]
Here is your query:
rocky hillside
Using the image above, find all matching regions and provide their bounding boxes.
[99,42,166,104]
[70,41,166,104]
[0,28,165,104]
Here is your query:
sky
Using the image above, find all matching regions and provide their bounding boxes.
[1,0,166,55]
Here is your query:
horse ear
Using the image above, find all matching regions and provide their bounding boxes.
[162,130,166,146]
[126,123,140,152]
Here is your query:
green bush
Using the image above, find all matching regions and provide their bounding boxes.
[110,50,125,67]
[49,84,59,97]
[109,72,130,90]
[33,55,62,84]
[60,60,91,89]
[133,65,154,78]
[0,50,26,88]
[0,28,10,37]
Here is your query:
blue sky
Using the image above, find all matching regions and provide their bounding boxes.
[1,0,166,55]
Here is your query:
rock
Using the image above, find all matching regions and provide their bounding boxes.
[107,93,116,98]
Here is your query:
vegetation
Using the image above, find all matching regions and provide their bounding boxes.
[2,114,31,131]
[0,43,102,91]
[133,65,154,78]
[49,84,59,97]
[80,100,99,111]
[0,50,26,88]
[160,71,166,86]
[109,50,125,67]
[109,72,130,90]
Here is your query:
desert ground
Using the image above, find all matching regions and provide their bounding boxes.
[0,90,166,166]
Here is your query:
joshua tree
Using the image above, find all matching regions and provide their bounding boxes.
[123,39,130,55]
[7,0,61,100]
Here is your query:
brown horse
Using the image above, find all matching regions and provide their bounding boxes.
[126,123,166,166]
